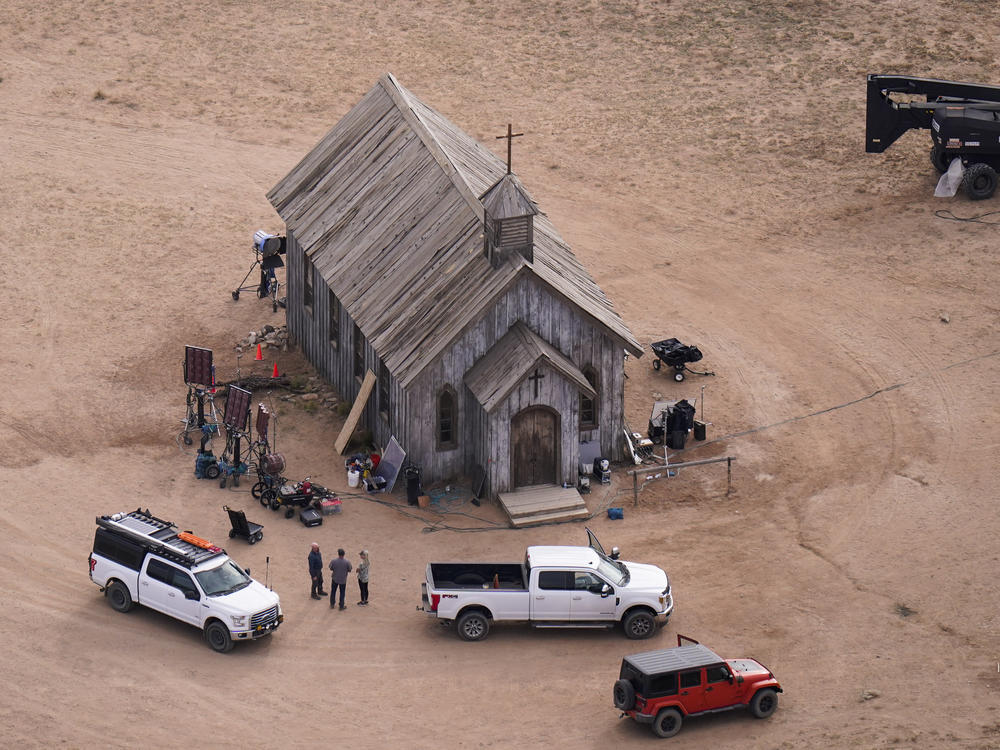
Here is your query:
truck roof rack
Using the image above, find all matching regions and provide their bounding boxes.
[96,508,225,569]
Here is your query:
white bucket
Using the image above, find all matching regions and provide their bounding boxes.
[347,470,360,488]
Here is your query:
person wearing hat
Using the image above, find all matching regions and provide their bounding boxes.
[357,549,371,606]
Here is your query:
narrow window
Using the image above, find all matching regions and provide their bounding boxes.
[328,289,340,349]
[303,254,314,314]
[679,670,701,689]
[378,359,390,423]
[579,366,598,429]
[437,385,457,450]
[353,324,364,381]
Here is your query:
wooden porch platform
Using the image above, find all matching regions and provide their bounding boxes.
[498,485,590,527]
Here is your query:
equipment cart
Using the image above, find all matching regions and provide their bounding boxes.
[650,338,712,382]
[224,505,264,545]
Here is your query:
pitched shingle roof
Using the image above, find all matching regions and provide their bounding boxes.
[267,73,641,386]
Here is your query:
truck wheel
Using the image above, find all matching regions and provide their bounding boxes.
[205,620,234,653]
[106,580,134,613]
[285,508,295,519]
[613,679,636,710]
[964,163,998,200]
[652,708,683,738]
[750,688,778,718]
[456,610,490,641]
[930,145,951,174]
[623,609,656,639]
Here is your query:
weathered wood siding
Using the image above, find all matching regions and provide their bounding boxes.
[408,274,626,496]
[286,231,409,459]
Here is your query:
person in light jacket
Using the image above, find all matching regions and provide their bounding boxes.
[357,549,370,606]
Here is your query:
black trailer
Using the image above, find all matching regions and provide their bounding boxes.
[650,338,710,382]
[866,74,1000,200]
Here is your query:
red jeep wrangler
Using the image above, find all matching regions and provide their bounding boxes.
[614,635,782,738]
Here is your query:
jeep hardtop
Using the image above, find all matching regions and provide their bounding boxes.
[88,508,282,652]
[614,635,782,738]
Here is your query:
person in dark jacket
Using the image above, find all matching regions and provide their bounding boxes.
[328,548,352,610]
[308,543,327,600]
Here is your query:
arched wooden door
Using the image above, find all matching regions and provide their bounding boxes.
[511,406,559,488]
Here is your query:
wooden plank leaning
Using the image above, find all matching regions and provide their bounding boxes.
[334,369,377,455]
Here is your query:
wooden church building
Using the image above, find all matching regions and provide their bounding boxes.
[267,74,642,503]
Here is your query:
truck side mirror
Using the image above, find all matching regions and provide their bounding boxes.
[610,546,620,560]
[244,568,251,575]
[184,589,200,601]
[601,583,612,597]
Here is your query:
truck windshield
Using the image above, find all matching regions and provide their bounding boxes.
[596,556,627,586]
[195,560,252,596]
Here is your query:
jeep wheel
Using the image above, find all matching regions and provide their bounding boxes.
[750,688,778,718]
[652,708,683,738]
[613,679,635,710]
[623,609,656,639]
[456,610,490,641]
[205,620,234,653]
[107,581,134,613]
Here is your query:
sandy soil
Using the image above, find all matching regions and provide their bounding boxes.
[2,2,1000,747]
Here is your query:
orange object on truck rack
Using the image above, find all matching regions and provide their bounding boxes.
[177,531,221,552]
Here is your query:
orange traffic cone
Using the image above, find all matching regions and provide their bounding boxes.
[272,362,279,378]
[254,343,263,361]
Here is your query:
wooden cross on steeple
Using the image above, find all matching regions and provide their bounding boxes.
[496,123,523,175]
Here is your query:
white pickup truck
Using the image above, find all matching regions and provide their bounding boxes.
[420,528,673,641]
[89,508,283,652]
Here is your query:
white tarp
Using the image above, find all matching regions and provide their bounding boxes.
[934,157,965,197]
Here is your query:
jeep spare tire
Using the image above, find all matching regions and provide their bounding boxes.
[613,679,635,710]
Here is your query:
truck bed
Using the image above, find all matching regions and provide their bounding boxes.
[427,562,526,590]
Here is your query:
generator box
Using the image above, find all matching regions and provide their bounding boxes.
[299,508,323,527]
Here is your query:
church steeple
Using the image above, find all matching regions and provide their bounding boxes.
[481,172,538,267]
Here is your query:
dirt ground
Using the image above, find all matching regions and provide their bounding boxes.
[3,1,1000,747]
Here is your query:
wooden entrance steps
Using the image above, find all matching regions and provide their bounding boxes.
[498,485,590,527]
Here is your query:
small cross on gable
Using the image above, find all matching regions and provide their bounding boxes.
[528,368,545,397]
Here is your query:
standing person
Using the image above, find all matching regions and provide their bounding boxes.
[328,548,352,610]
[356,549,370,606]
[308,543,326,600]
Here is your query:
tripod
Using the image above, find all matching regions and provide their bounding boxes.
[232,248,283,313]
[179,386,220,446]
